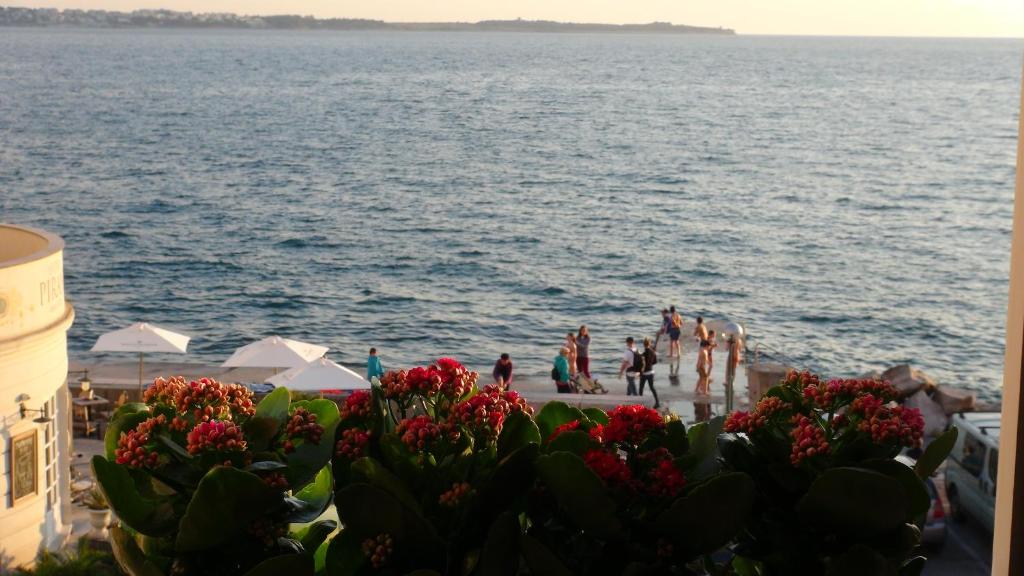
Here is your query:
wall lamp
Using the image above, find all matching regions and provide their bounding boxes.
[16,395,52,424]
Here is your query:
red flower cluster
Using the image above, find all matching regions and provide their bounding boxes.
[261,471,289,490]
[802,377,897,408]
[438,481,473,507]
[341,390,372,420]
[173,378,255,424]
[782,370,822,390]
[449,384,531,440]
[186,420,247,455]
[397,415,443,452]
[380,358,480,401]
[362,533,394,569]
[850,395,924,447]
[724,396,790,434]
[335,427,371,459]
[282,407,324,453]
[603,405,665,445]
[790,416,829,465]
[115,414,167,468]
[549,420,581,442]
[248,517,288,548]
[143,376,186,406]
[648,458,687,499]
[583,449,633,488]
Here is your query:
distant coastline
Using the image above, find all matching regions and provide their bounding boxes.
[0,6,735,34]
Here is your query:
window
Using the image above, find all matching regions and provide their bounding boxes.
[989,449,999,490]
[42,396,58,510]
[960,434,986,477]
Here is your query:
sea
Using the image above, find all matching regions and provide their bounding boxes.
[0,29,1020,400]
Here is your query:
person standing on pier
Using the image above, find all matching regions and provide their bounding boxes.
[655,308,670,348]
[693,316,708,345]
[367,348,384,381]
[553,347,572,394]
[618,337,642,396]
[668,306,683,358]
[696,339,710,396]
[640,337,661,409]
[725,334,742,412]
[576,325,591,378]
[565,332,578,377]
[493,353,513,389]
[706,329,718,369]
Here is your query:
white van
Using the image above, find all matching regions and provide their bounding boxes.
[944,412,1000,531]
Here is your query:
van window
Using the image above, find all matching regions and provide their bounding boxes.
[989,449,998,488]
[960,434,985,477]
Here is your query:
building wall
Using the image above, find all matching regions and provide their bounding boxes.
[0,225,75,572]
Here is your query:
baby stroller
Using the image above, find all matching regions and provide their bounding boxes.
[572,373,608,394]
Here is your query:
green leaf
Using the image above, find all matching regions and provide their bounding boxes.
[286,399,341,488]
[335,483,444,565]
[91,456,177,537]
[175,466,282,551]
[535,402,585,441]
[681,416,723,480]
[109,524,166,576]
[105,404,151,460]
[655,472,755,558]
[243,554,314,576]
[860,459,930,521]
[731,556,764,576]
[915,427,958,479]
[662,419,689,457]
[899,556,926,576]
[351,457,422,514]
[475,443,539,536]
[299,520,338,556]
[477,511,521,576]
[545,430,592,456]
[497,411,541,459]
[826,545,895,576]
[287,466,334,523]
[581,408,609,425]
[797,467,907,537]
[246,387,291,451]
[324,530,366,576]
[519,534,573,576]
[535,451,623,541]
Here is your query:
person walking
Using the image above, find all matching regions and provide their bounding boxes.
[640,337,661,409]
[367,348,384,381]
[576,325,591,378]
[618,337,643,396]
[553,347,572,394]
[492,353,513,389]
[696,339,710,396]
[668,306,683,359]
[565,332,578,377]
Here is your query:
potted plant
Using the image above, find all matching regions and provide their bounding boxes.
[84,487,111,540]
[93,376,340,576]
[719,370,958,575]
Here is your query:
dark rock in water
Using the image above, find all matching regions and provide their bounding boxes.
[934,385,976,415]
[880,364,935,397]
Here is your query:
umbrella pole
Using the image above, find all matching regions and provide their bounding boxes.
[138,352,144,396]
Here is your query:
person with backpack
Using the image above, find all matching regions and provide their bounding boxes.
[552,347,572,393]
[618,337,643,396]
[640,337,660,409]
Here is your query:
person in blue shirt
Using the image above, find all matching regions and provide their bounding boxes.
[367,347,384,381]
[553,347,572,393]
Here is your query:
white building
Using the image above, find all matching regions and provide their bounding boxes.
[0,225,75,571]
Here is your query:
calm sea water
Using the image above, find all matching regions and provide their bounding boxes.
[1,29,1020,399]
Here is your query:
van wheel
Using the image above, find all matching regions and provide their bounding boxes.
[948,487,966,523]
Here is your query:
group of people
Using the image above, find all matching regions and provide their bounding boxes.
[366,309,742,409]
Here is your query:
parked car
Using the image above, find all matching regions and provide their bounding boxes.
[944,412,1000,531]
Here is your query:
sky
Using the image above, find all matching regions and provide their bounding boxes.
[13,0,1024,37]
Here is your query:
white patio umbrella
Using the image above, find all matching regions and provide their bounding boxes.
[265,358,369,392]
[91,322,191,391]
[222,336,329,370]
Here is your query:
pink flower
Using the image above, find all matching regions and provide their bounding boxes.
[362,533,394,569]
[725,396,790,434]
[396,415,443,452]
[186,420,248,455]
[449,385,530,440]
[174,377,254,423]
[281,407,324,453]
[341,390,372,420]
[438,481,473,507]
[143,376,187,406]
[790,416,829,465]
[115,414,166,469]
[603,405,665,445]
[335,427,371,459]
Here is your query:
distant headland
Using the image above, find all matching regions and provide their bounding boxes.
[0,6,735,34]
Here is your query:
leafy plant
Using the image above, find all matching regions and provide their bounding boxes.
[93,377,339,576]
[524,402,755,575]
[325,358,539,575]
[719,370,957,576]
[11,540,120,576]
[85,487,108,511]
